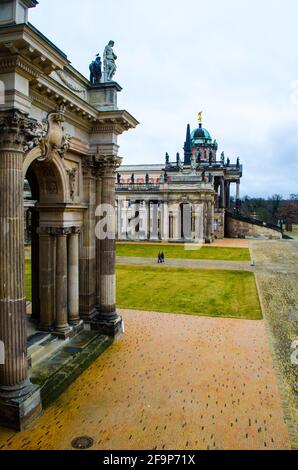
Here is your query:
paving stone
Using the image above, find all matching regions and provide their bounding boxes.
[0,309,290,450]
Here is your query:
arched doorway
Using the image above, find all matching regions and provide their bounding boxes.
[23,152,81,337]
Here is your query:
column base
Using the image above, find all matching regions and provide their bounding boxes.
[0,382,41,431]
[79,307,98,323]
[53,326,73,340]
[69,318,83,327]
[91,314,124,339]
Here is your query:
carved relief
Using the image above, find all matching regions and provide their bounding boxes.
[66,167,78,200]
[0,109,45,151]
[38,105,72,163]
[51,70,88,100]
[46,180,58,195]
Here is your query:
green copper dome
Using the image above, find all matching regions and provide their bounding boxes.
[191,124,212,145]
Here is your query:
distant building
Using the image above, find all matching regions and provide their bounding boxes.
[116,118,242,243]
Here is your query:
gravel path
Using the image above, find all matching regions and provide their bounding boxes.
[250,240,298,449]
[0,310,290,450]
[117,256,254,272]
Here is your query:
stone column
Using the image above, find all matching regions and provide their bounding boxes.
[138,201,147,240]
[147,201,151,240]
[80,158,97,321]
[160,201,169,241]
[194,203,204,243]
[172,204,180,240]
[122,199,129,240]
[0,110,41,430]
[30,208,40,320]
[236,181,240,209]
[220,177,226,208]
[95,174,102,310]
[94,156,123,337]
[68,228,80,326]
[38,228,55,331]
[205,201,214,244]
[149,202,159,241]
[226,182,231,209]
[54,228,71,337]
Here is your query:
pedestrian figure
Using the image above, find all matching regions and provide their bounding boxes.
[161,252,165,263]
[157,252,161,264]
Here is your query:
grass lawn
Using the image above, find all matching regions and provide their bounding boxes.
[117,243,250,261]
[25,260,32,301]
[116,265,262,320]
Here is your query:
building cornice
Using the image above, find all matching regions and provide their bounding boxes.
[0,53,40,79]
[0,23,69,75]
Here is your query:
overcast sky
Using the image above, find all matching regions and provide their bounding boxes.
[30,0,298,198]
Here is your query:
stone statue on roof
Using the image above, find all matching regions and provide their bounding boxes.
[103,40,117,82]
[89,54,102,85]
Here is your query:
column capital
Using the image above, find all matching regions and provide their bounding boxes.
[50,227,72,237]
[82,155,95,177]
[0,109,43,152]
[39,226,81,236]
[95,154,122,177]
[70,226,81,235]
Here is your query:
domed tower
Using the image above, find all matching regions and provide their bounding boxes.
[185,114,218,165]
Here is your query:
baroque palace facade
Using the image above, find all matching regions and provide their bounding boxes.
[0,0,138,430]
[116,119,242,243]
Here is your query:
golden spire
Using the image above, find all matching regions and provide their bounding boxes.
[198,111,203,124]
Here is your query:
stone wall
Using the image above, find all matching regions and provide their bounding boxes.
[226,214,282,240]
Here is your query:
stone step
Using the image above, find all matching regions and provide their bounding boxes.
[29,335,69,369]
[30,331,113,408]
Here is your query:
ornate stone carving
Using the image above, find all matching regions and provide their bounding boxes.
[82,155,96,177]
[38,105,72,163]
[54,70,88,99]
[66,167,77,200]
[46,180,58,195]
[94,154,122,177]
[82,153,121,179]
[0,109,44,151]
[49,227,73,236]
[39,226,80,236]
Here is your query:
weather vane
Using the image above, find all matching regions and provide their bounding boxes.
[198,111,203,124]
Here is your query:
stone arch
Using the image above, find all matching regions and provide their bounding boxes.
[23,147,69,203]
[23,148,70,323]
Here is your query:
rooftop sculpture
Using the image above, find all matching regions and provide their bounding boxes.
[103,40,117,82]
[89,40,117,86]
[89,54,102,85]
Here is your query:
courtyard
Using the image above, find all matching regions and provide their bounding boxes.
[0,0,297,456]
[0,308,290,450]
[4,238,295,450]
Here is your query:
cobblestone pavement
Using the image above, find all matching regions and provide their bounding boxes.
[117,257,254,272]
[0,310,290,450]
[250,240,298,449]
